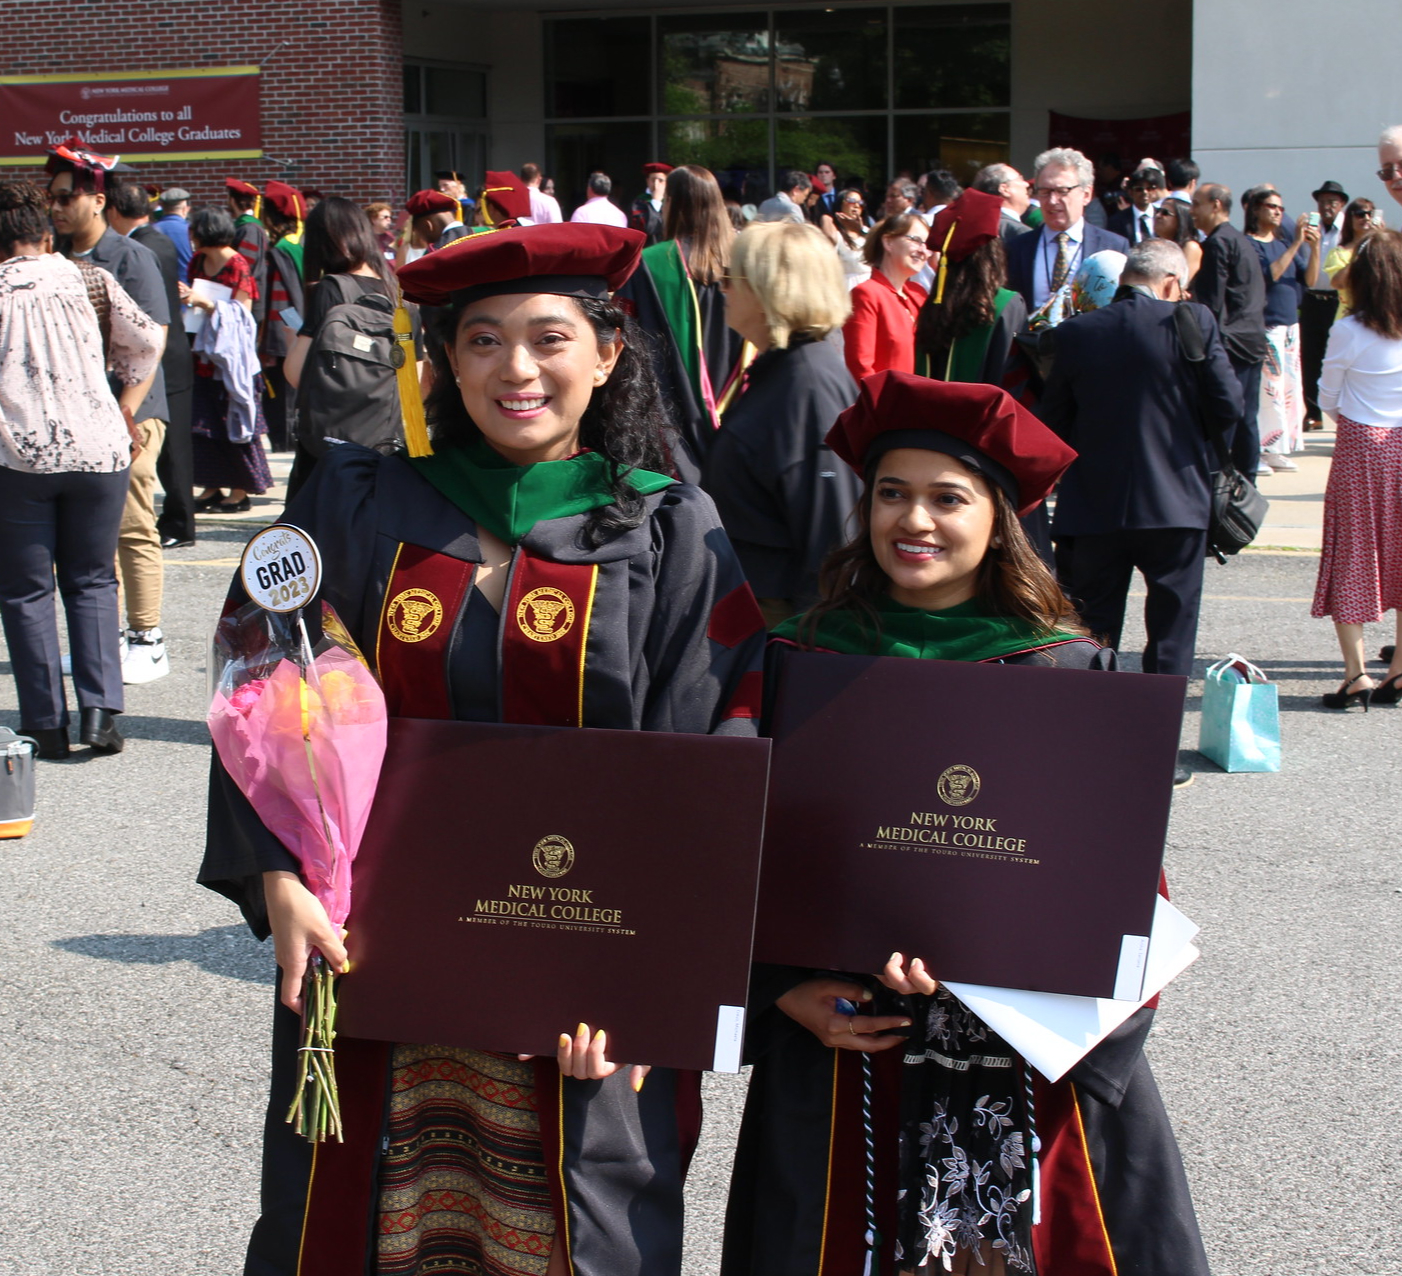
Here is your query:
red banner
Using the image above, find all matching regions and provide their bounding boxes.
[0,67,261,164]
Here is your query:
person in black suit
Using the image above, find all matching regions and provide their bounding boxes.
[812,161,840,219]
[106,180,196,547]
[1108,165,1168,244]
[1189,182,1268,479]
[1006,146,1130,312]
[1041,239,1242,685]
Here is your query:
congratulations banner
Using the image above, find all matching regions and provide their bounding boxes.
[0,66,262,164]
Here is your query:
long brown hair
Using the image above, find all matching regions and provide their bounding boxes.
[1340,198,1377,248]
[915,236,1008,361]
[662,164,731,286]
[797,467,1085,651]
[1349,227,1402,340]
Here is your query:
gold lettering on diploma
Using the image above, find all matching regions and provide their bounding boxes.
[863,809,1040,865]
[456,834,636,934]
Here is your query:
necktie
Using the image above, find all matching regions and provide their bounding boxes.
[1050,231,1070,292]
[1140,214,1152,241]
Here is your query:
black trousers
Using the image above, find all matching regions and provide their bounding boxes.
[1228,356,1263,479]
[1299,291,1337,421]
[0,466,130,729]
[156,381,195,542]
[1067,528,1207,677]
[262,358,294,453]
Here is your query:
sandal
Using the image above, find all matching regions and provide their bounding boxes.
[1321,673,1373,712]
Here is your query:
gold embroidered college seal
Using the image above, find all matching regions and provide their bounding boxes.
[532,834,575,878]
[386,587,444,642]
[936,764,981,807]
[516,586,576,642]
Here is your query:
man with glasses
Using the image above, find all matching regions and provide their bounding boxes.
[1110,165,1168,244]
[1301,181,1350,430]
[1190,182,1268,482]
[1006,146,1129,312]
[1379,126,1402,209]
[46,145,173,693]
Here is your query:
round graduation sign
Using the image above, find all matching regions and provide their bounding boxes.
[238,524,323,613]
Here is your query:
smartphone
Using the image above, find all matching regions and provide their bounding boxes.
[1306,212,1320,227]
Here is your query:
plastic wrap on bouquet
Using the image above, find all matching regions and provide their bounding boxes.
[208,599,388,1139]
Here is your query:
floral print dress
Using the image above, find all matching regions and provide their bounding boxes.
[895,988,1035,1272]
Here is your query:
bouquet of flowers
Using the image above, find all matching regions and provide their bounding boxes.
[208,600,387,1141]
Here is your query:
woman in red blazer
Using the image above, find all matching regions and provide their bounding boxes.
[842,212,931,380]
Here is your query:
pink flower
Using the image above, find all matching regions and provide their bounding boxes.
[229,678,268,718]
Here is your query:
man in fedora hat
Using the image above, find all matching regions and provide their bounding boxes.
[1301,179,1350,429]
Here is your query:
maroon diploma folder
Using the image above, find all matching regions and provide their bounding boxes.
[754,652,1185,999]
[337,719,771,1072]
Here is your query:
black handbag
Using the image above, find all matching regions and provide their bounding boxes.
[1173,305,1269,563]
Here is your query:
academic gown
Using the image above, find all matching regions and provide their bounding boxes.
[721,636,1210,1276]
[614,240,746,481]
[701,337,861,621]
[199,444,766,1276]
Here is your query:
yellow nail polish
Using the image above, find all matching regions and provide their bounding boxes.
[576,1022,588,1037]
[900,1020,913,1028]
[593,1028,606,1043]
[632,1073,646,1093]
[559,1034,572,1049]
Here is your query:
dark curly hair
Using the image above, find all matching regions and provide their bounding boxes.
[796,466,1085,650]
[426,295,674,546]
[0,181,50,255]
[915,236,1009,365]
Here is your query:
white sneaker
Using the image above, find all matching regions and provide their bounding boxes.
[122,628,169,684]
[1264,454,1299,471]
[1255,462,1273,476]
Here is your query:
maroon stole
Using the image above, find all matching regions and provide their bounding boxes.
[297,541,604,1275]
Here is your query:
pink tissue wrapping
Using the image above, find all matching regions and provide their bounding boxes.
[208,648,386,927]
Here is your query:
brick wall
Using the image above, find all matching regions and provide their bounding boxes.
[1,0,405,207]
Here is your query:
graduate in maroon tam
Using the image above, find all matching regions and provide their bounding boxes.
[406,186,469,251]
[722,372,1211,1276]
[225,178,269,322]
[477,170,534,227]
[199,221,766,1276]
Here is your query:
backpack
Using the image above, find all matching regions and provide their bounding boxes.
[295,275,408,458]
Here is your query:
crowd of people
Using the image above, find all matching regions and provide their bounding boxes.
[3,126,1402,1276]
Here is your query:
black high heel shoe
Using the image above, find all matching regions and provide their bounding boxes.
[1321,673,1373,711]
[1369,674,1402,706]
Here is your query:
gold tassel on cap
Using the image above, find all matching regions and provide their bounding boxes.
[395,304,432,456]
[933,219,959,305]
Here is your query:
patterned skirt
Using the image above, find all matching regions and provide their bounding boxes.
[376,1046,556,1276]
[895,989,1035,1273]
[1311,414,1402,623]
[191,372,273,493]
[1259,322,1303,454]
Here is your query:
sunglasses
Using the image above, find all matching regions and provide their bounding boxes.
[1377,164,1402,182]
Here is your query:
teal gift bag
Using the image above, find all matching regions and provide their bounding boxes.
[1198,653,1281,772]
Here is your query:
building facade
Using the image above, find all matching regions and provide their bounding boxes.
[4,0,1399,221]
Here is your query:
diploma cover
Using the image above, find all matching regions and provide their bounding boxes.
[338,719,771,1071]
[754,652,1185,999]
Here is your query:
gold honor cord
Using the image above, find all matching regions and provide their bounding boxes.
[395,305,433,457]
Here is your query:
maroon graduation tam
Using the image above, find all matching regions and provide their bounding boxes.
[264,181,305,220]
[398,223,645,309]
[642,162,674,177]
[406,188,460,218]
[810,176,829,196]
[929,188,1005,264]
[826,372,1077,516]
[480,172,532,225]
[226,178,259,196]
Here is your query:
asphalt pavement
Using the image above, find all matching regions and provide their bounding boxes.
[1,434,1398,1275]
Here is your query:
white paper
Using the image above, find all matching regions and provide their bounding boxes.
[943,897,1200,1083]
[1113,933,1150,1002]
[280,306,303,334]
[712,1004,746,1073]
[182,278,233,334]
